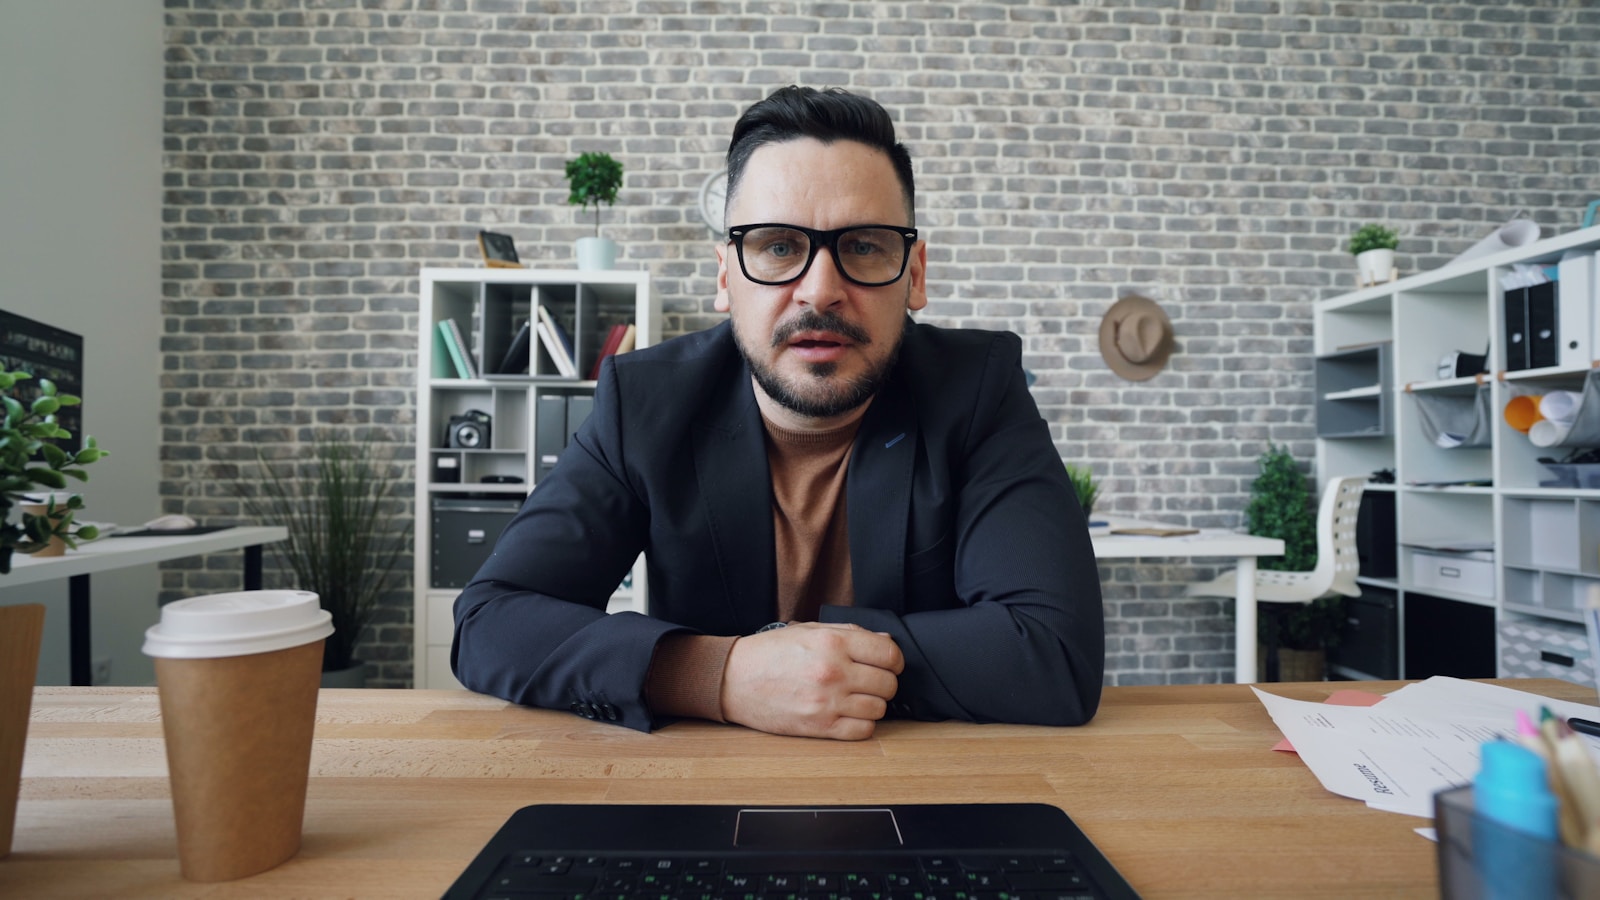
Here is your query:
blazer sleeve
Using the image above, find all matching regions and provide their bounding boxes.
[450,357,686,733]
[821,332,1105,726]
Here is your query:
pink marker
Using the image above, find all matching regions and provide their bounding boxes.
[1515,708,1541,738]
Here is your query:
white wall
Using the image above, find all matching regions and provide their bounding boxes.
[0,0,164,685]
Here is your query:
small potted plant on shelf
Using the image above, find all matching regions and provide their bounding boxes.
[236,433,410,687]
[565,151,624,271]
[0,367,107,572]
[1348,223,1400,288]
[1064,462,1103,525]
[1246,444,1342,681]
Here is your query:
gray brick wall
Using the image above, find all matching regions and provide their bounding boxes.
[161,0,1600,688]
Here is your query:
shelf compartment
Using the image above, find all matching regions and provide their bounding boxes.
[1500,497,1600,575]
[1315,344,1391,439]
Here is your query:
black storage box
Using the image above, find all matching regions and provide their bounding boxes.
[431,497,522,589]
[1404,591,1497,679]
[1355,490,1397,579]
[1328,586,1398,679]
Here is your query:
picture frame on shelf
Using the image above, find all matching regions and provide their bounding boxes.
[477,231,524,269]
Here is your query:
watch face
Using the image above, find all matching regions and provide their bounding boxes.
[698,169,728,235]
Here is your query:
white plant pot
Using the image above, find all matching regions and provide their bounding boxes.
[576,236,618,271]
[1355,248,1395,286]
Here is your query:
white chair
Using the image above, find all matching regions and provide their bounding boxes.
[1188,475,1367,680]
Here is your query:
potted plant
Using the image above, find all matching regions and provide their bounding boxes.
[237,433,410,686]
[1064,462,1102,524]
[1246,444,1342,681]
[0,368,106,572]
[1349,223,1400,288]
[565,151,624,270]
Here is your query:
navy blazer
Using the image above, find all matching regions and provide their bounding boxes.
[453,319,1105,731]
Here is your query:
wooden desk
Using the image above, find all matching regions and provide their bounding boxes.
[0,527,287,685]
[7,679,1591,898]
[1090,518,1285,683]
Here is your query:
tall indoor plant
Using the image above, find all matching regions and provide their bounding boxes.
[238,433,409,684]
[1246,444,1342,679]
[0,368,106,572]
[565,151,624,270]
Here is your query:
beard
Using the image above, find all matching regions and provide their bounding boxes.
[737,309,906,420]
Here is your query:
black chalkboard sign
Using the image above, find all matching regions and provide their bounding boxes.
[0,309,84,453]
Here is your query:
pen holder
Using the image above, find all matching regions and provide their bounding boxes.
[1435,785,1600,899]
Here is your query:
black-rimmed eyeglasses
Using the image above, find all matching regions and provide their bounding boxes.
[727,223,919,287]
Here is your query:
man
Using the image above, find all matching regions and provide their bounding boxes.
[453,86,1104,741]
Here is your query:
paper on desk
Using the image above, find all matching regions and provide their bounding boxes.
[1255,677,1600,819]
[1253,686,1503,817]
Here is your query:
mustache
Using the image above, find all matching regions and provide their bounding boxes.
[769,311,872,348]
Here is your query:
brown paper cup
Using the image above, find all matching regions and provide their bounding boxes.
[0,604,46,859]
[144,589,332,882]
[154,639,323,881]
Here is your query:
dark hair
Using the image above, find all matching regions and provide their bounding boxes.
[725,85,915,225]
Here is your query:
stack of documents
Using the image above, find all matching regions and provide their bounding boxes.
[1255,677,1600,819]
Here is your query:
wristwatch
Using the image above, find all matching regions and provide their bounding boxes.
[756,621,788,633]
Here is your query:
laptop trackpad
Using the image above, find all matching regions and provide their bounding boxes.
[733,808,903,851]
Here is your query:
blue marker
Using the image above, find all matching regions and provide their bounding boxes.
[1473,740,1557,900]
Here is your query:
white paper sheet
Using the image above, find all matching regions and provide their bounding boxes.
[1254,677,1600,819]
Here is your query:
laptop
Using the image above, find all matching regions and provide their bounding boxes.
[442,802,1141,899]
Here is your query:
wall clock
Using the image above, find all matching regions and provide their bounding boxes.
[698,169,728,236]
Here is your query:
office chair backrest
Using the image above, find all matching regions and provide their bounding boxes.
[1314,476,1367,597]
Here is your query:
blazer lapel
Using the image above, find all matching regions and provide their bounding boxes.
[691,370,776,634]
[847,372,916,614]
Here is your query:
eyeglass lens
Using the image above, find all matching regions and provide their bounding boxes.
[738,226,910,286]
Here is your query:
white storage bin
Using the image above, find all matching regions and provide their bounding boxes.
[1411,549,1495,599]
[1500,618,1594,686]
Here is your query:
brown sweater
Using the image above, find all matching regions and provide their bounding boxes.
[643,413,860,721]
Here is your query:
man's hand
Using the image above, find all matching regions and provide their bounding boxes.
[720,622,904,741]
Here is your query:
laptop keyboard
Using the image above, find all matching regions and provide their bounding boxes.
[476,850,1103,899]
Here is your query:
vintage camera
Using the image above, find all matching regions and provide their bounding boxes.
[446,409,492,449]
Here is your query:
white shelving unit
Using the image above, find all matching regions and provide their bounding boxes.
[413,268,660,690]
[1315,225,1600,685]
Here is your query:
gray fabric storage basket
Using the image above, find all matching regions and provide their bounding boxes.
[1414,385,1492,449]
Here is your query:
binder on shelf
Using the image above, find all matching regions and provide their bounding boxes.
[436,318,477,379]
[1527,280,1558,370]
[1503,287,1529,371]
[537,305,577,377]
[588,323,630,380]
[431,326,457,379]
[534,395,568,481]
[566,395,594,444]
[536,320,576,377]
[1559,249,1596,368]
[496,320,532,375]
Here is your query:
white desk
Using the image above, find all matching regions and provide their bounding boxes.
[1,526,287,685]
[1090,517,1285,683]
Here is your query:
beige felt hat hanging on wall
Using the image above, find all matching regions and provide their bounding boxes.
[1099,294,1174,382]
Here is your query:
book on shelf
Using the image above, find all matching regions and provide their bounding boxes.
[496,319,532,375]
[436,318,478,379]
[615,322,637,355]
[431,326,457,379]
[588,323,630,380]
[536,319,577,377]
[536,305,577,378]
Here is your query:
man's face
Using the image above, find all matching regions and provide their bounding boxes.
[716,138,927,425]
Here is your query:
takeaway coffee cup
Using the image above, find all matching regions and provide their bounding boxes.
[142,590,332,882]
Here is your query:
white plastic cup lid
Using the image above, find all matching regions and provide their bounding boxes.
[142,590,334,659]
